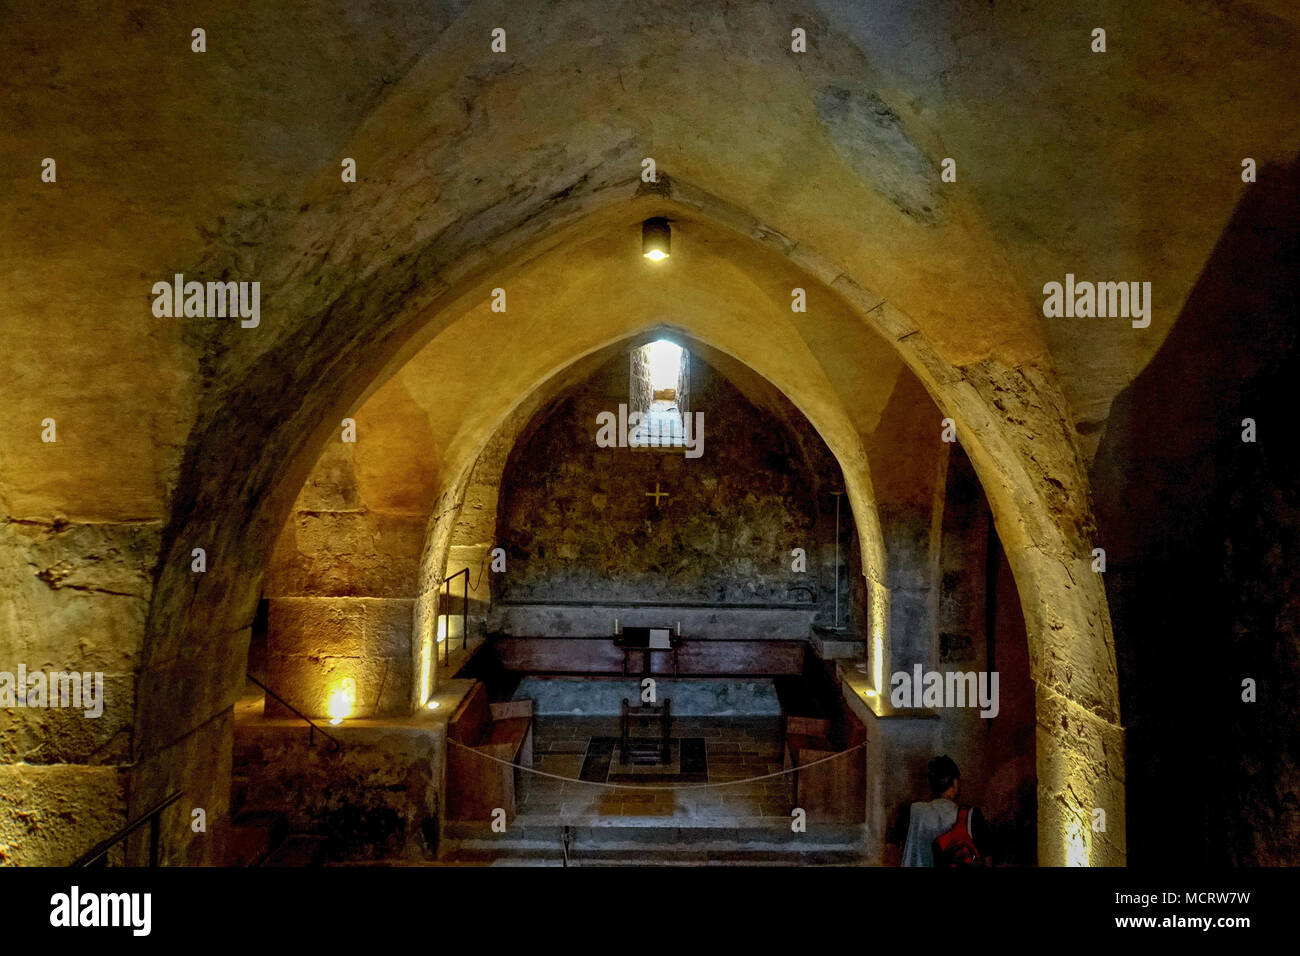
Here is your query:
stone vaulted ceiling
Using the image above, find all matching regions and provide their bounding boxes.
[3,0,1298,530]
[5,0,1294,871]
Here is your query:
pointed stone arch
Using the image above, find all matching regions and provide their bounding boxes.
[404,326,889,713]
[140,173,1123,867]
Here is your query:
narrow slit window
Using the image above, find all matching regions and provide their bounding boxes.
[629,339,690,448]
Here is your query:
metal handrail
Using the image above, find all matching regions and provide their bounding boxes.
[440,567,470,665]
[72,791,183,867]
[246,672,340,750]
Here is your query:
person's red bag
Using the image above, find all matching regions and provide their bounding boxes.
[933,805,982,866]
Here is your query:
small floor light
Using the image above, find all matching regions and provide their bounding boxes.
[642,217,670,261]
[327,677,356,726]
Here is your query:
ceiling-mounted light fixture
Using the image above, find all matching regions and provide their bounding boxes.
[642,217,671,261]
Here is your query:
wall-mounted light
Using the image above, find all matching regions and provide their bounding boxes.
[642,217,671,261]
[327,677,356,725]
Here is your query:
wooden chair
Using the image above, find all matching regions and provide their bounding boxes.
[620,697,671,765]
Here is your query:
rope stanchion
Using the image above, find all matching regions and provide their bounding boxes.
[446,736,865,792]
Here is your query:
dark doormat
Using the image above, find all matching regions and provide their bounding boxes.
[579,737,708,784]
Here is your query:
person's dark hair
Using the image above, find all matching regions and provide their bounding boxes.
[928,755,960,798]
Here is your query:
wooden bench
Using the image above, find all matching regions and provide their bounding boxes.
[777,674,866,823]
[445,682,534,822]
[775,675,825,746]
[783,710,866,823]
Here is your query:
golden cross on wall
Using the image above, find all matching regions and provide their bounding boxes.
[645,482,669,507]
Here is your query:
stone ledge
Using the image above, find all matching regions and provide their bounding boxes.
[810,629,865,660]
[838,660,942,722]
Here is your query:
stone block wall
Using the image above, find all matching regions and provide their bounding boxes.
[0,516,155,864]
[1092,160,1300,865]
[676,344,691,413]
[233,720,443,862]
[862,370,1037,863]
[494,355,854,634]
[629,344,654,415]
[261,432,433,720]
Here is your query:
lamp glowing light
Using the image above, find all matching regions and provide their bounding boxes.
[327,677,356,725]
[426,700,440,710]
[642,217,670,261]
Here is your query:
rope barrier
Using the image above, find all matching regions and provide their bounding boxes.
[446,736,866,792]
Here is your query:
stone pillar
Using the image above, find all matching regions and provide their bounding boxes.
[262,440,426,720]
[866,374,948,683]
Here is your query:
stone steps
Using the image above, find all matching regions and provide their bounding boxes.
[440,820,866,865]
[223,811,288,866]
[445,819,863,842]
[437,846,867,866]
[263,834,329,867]
[224,809,328,867]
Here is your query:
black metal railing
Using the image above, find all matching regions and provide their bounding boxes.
[440,567,470,665]
[246,672,340,750]
[72,791,183,867]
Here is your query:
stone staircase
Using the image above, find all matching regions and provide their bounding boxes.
[224,810,330,867]
[224,777,330,867]
[437,820,869,866]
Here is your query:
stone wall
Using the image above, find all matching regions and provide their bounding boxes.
[855,434,1035,865]
[676,344,691,414]
[514,676,781,716]
[629,345,654,416]
[0,519,149,863]
[866,371,945,674]
[1092,158,1300,866]
[442,406,538,645]
[5,0,1298,868]
[929,446,1036,863]
[261,425,434,720]
[492,354,856,639]
[233,720,443,862]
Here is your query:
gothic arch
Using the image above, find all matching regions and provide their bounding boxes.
[405,326,888,710]
[140,174,1123,866]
